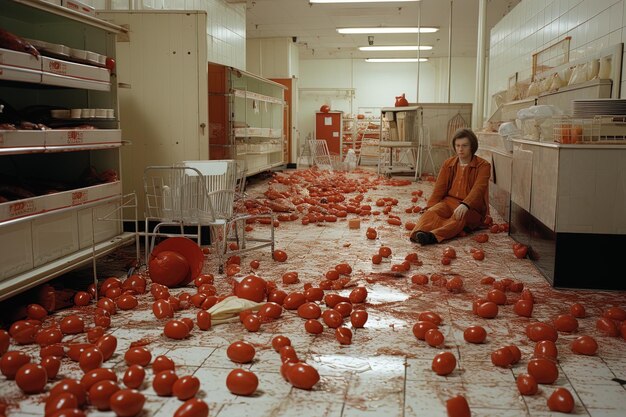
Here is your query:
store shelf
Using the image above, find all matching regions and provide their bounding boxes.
[233,89,284,105]
[0,231,135,302]
[0,48,112,91]
[234,127,282,138]
[0,129,122,154]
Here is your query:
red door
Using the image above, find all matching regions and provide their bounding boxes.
[315,111,342,155]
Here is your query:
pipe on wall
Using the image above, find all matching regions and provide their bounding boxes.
[473,0,487,129]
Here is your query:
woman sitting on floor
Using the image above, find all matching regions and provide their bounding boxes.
[410,128,491,245]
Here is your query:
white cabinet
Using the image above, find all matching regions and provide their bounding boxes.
[96,10,209,219]
[0,0,134,301]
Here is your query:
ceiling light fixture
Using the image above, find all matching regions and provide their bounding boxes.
[359,45,432,51]
[365,58,428,62]
[337,27,439,34]
[312,0,418,3]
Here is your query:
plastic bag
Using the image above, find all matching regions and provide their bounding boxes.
[568,64,587,85]
[549,73,565,91]
[526,81,540,97]
[587,59,600,80]
[344,149,357,171]
[599,56,612,79]
[517,105,563,120]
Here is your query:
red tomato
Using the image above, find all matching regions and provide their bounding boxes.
[321,309,343,328]
[604,306,626,321]
[446,395,471,417]
[349,287,367,303]
[442,246,456,259]
[89,380,120,411]
[79,347,104,372]
[124,347,151,367]
[472,233,489,243]
[521,288,534,303]
[286,363,320,390]
[226,369,258,395]
[425,329,444,347]
[335,263,352,275]
[334,302,353,318]
[431,351,456,376]
[40,344,65,359]
[1,350,31,379]
[249,260,260,269]
[527,357,558,384]
[372,254,382,264]
[80,368,117,391]
[513,299,534,317]
[196,311,212,331]
[272,250,288,262]
[379,246,392,258]
[152,355,176,374]
[110,389,146,417]
[174,398,209,417]
[516,373,538,395]
[172,375,200,401]
[305,319,324,334]
[596,317,619,337]
[570,303,586,318]
[507,345,521,364]
[35,327,63,347]
[324,294,348,308]
[227,341,255,364]
[446,276,464,293]
[153,370,178,396]
[86,327,105,344]
[95,335,117,361]
[74,291,92,307]
[45,392,79,416]
[15,363,47,394]
[552,314,578,333]
[283,292,307,310]
[26,304,48,320]
[534,340,558,360]
[418,311,442,325]
[350,310,368,328]
[10,320,40,344]
[41,356,61,380]
[164,320,190,340]
[335,327,352,345]
[123,364,145,389]
[49,378,87,406]
[412,321,438,340]
[303,287,324,302]
[441,257,451,265]
[471,250,485,261]
[547,387,575,413]
[463,326,486,344]
[234,275,267,303]
[149,251,190,287]
[279,345,299,363]
[268,290,288,305]
[526,322,558,342]
[480,276,495,285]
[297,302,322,319]
[411,274,429,285]
[242,315,261,332]
[571,335,598,355]
[66,343,92,362]
[486,289,506,305]
[116,295,138,311]
[491,347,514,368]
[271,336,291,352]
[476,302,498,319]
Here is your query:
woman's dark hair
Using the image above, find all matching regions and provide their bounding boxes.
[451,128,478,155]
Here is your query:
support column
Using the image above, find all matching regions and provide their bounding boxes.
[473,0,487,129]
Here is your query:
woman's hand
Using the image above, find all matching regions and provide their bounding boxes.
[453,204,468,220]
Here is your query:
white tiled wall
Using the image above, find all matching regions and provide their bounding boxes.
[489,0,625,113]
[95,0,246,69]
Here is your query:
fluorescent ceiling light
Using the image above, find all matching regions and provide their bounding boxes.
[338,27,439,34]
[312,0,418,3]
[359,45,432,51]
[365,58,428,62]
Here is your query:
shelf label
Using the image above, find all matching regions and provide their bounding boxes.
[66,131,84,144]
[72,190,88,206]
[47,60,68,76]
[9,201,36,217]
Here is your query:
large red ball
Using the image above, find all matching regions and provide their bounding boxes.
[235,275,267,303]
[149,251,190,287]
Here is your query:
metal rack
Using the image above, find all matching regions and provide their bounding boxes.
[552,115,626,144]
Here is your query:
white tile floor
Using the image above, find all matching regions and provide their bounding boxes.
[1,168,625,416]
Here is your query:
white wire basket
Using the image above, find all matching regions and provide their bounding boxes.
[550,115,626,144]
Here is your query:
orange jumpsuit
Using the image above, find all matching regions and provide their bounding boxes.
[412,155,491,242]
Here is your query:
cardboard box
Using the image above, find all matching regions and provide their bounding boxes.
[61,0,95,16]
[0,130,46,150]
[45,129,121,148]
